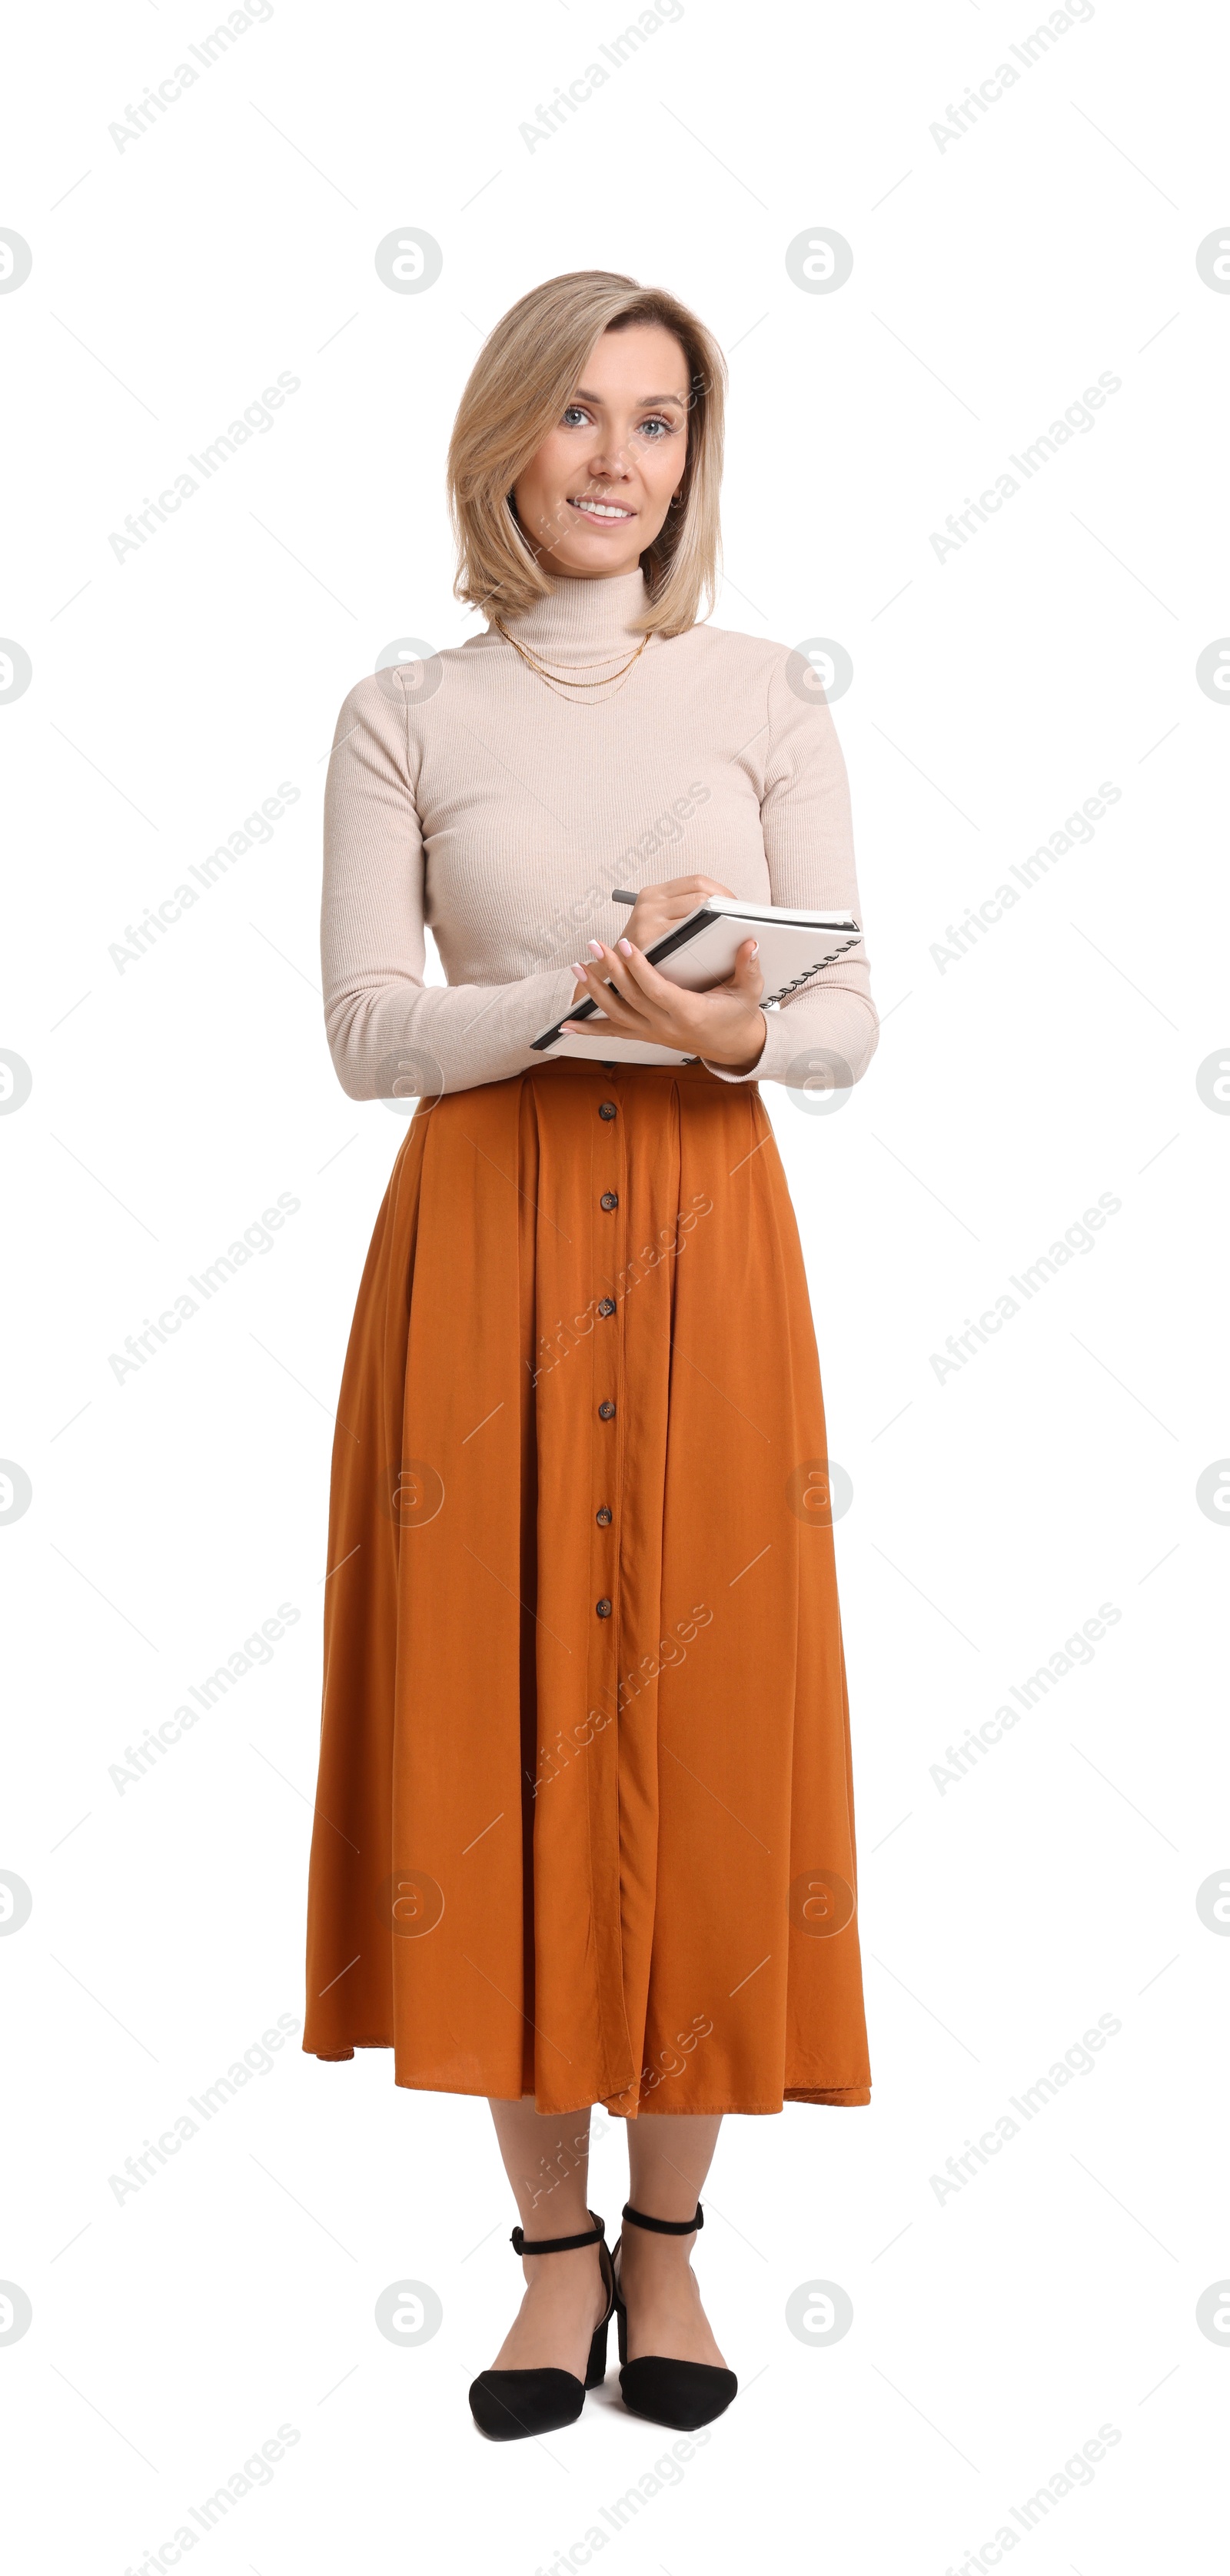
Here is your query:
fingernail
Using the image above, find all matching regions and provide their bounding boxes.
[617,938,632,956]
[750,940,760,955]
[569,963,585,976]
[588,939,604,957]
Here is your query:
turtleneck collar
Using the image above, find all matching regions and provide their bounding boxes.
[493,566,650,666]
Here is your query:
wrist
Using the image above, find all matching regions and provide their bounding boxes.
[704,1009,766,1075]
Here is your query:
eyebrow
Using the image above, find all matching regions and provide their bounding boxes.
[571,387,687,407]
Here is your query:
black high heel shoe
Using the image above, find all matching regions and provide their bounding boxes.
[468,2210,615,2441]
[613,2201,738,2431]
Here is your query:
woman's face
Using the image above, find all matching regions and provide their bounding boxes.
[511,321,690,580]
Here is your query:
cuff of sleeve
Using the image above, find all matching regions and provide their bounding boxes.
[529,964,587,1045]
[701,992,879,1089]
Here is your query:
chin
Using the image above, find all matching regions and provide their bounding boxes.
[554,543,640,577]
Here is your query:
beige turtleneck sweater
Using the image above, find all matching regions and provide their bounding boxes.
[321,567,876,1097]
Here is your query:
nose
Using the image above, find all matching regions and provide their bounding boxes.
[582,438,633,483]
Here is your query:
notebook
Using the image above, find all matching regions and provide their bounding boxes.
[530,898,863,1067]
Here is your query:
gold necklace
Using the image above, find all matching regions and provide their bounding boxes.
[492,617,650,700]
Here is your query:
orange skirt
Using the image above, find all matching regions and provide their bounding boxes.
[303,1058,870,2116]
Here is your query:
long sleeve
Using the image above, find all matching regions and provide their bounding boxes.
[701,653,879,1091]
[321,670,580,1099]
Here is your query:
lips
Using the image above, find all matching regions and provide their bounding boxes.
[569,497,635,520]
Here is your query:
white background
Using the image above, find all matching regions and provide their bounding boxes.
[2,0,1227,2568]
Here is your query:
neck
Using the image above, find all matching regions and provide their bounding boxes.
[494,566,650,666]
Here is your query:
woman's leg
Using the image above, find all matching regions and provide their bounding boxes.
[486,2097,610,2376]
[619,2112,727,2365]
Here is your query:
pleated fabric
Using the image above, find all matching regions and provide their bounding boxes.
[303,1059,870,2116]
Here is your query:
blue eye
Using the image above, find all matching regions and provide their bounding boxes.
[562,405,590,427]
[637,417,671,440]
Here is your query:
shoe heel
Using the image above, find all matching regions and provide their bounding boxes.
[616,2299,628,2367]
[584,2314,610,2390]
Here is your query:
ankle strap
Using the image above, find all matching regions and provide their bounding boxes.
[620,2200,703,2235]
[510,2211,606,2257]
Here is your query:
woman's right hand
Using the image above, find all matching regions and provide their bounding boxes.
[619,875,736,954]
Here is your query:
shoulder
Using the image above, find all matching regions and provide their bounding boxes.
[330,643,450,774]
[673,620,799,683]
[671,621,836,756]
[332,631,495,732]
[333,666,400,730]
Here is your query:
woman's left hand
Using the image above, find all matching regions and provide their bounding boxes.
[562,935,766,1072]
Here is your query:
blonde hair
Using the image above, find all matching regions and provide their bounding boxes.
[447,271,726,640]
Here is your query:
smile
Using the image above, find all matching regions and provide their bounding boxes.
[569,497,635,520]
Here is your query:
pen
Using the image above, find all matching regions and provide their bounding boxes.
[610,889,637,905]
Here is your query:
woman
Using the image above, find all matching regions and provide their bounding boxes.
[304,270,876,2442]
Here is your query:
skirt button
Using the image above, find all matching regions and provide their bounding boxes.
[596,1598,612,1617]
